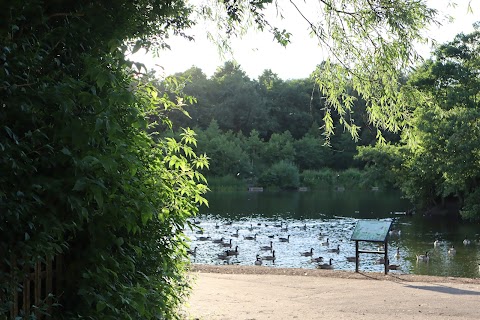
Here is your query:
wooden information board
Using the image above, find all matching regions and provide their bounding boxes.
[350,219,393,274]
[350,220,392,242]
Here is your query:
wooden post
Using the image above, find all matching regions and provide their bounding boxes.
[384,241,388,275]
[46,256,53,317]
[23,263,31,317]
[355,241,359,273]
[35,261,42,319]
[11,255,19,319]
[55,255,63,297]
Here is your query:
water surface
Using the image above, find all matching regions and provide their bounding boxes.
[186,191,480,278]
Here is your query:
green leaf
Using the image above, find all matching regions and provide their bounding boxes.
[115,237,124,247]
[96,301,107,312]
[73,179,86,191]
[96,72,110,89]
[4,126,18,144]
[93,187,104,208]
[132,40,143,54]
[61,147,72,156]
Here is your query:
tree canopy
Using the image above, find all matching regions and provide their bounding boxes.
[199,0,437,139]
[358,25,480,220]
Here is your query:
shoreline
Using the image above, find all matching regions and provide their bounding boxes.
[190,263,480,284]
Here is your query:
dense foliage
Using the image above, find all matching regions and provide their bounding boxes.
[358,26,480,220]
[158,63,399,190]
[0,1,208,318]
[199,0,437,140]
[168,62,397,142]
[162,119,383,191]
[297,1,436,140]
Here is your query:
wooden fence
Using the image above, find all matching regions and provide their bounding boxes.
[5,255,63,320]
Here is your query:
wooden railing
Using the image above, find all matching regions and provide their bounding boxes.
[5,255,63,320]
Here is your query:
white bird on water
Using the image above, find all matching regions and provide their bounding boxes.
[448,246,456,255]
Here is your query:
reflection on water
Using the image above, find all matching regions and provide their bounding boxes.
[186,191,480,278]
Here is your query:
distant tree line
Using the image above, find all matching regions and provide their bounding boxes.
[150,62,399,190]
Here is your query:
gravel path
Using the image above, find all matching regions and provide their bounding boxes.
[183,265,480,320]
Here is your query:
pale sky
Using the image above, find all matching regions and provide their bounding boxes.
[130,1,479,80]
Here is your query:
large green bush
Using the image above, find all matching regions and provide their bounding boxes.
[300,169,335,190]
[259,161,300,190]
[205,175,247,191]
[336,168,366,189]
[0,1,209,318]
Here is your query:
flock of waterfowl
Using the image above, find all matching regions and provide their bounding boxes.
[185,216,480,277]
[186,218,400,271]
[416,236,476,263]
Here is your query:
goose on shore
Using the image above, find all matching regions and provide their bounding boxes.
[301,248,314,257]
[416,251,429,262]
[317,258,334,270]
[279,235,290,243]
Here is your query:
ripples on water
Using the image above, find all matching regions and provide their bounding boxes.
[186,215,480,278]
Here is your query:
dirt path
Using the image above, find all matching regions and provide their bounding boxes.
[183,265,480,320]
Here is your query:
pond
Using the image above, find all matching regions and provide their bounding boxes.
[186,190,480,278]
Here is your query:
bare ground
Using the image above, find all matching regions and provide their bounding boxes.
[183,264,480,320]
